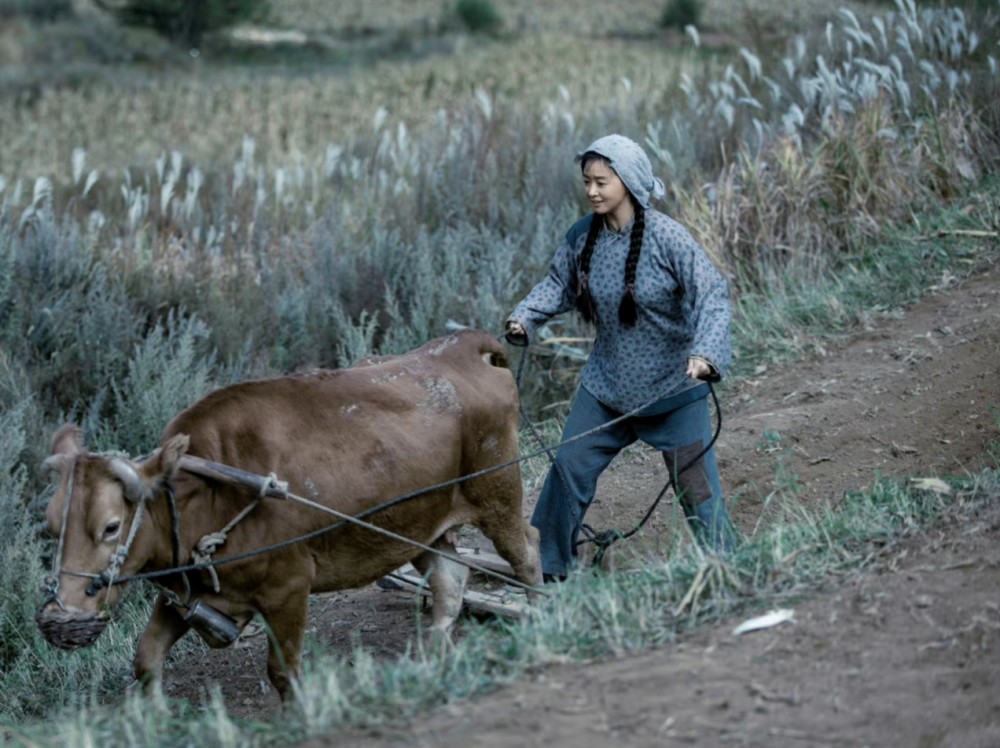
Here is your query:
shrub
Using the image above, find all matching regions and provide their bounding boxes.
[0,400,48,712]
[0,0,72,22]
[94,310,219,456]
[0,208,143,420]
[454,0,503,35]
[660,0,702,30]
[92,0,269,49]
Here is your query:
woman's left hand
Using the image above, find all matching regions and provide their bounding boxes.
[686,357,712,380]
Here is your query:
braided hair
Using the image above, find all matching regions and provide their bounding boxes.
[575,155,646,328]
[618,203,644,326]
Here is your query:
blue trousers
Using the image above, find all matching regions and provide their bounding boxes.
[530,384,734,577]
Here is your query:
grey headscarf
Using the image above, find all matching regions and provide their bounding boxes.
[577,134,666,210]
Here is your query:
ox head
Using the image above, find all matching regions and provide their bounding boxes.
[37,424,189,649]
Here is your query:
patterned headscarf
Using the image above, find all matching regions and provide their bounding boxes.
[577,134,666,210]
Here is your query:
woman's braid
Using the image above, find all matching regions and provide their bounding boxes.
[575,214,603,324]
[618,204,644,326]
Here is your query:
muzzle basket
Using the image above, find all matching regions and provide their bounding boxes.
[35,608,110,650]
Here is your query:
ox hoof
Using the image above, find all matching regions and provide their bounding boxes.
[423,626,455,652]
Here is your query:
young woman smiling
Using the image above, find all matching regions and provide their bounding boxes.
[506,134,735,581]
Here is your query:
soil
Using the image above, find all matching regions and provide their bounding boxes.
[161,257,1000,745]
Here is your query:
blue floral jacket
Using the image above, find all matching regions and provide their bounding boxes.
[509,209,732,413]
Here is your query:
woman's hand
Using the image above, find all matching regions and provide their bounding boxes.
[505,321,527,344]
[686,356,712,380]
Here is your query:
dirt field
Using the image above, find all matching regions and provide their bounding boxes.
[163,257,1000,745]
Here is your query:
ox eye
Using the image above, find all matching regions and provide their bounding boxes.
[103,520,122,541]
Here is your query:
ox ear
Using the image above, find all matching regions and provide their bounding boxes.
[160,433,190,473]
[136,434,190,496]
[44,425,84,478]
[50,424,84,458]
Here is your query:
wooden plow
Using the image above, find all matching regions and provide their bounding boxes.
[377,548,528,620]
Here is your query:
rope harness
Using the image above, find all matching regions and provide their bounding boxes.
[42,454,152,610]
[40,458,76,612]
[43,330,722,609]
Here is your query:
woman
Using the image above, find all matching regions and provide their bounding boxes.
[505,134,735,581]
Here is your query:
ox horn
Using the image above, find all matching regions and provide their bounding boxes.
[42,454,70,477]
[109,458,151,503]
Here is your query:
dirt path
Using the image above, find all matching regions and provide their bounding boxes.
[163,259,1000,742]
[318,498,1000,747]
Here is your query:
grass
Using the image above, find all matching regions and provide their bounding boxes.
[729,176,1000,374]
[12,464,998,745]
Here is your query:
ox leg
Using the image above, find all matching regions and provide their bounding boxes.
[411,533,468,637]
[261,586,310,702]
[469,473,543,590]
[134,592,190,698]
[487,520,543,591]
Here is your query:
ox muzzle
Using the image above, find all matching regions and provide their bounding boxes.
[35,604,111,650]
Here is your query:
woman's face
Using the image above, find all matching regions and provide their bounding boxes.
[582,158,631,225]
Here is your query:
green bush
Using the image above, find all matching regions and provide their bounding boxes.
[659,0,702,30]
[93,0,269,49]
[94,310,219,456]
[454,0,503,34]
[0,0,72,22]
[0,211,141,421]
[0,401,41,673]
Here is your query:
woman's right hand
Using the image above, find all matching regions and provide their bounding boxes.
[505,321,527,344]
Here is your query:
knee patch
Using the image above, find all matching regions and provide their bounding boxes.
[664,441,713,507]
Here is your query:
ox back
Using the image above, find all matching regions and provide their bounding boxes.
[163,328,529,590]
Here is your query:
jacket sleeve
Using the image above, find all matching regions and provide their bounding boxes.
[507,240,580,339]
[507,216,592,339]
[674,228,733,378]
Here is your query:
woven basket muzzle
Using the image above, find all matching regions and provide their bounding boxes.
[35,608,110,650]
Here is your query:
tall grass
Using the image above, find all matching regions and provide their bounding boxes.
[729,176,1000,373]
[2,1,995,396]
[269,0,876,39]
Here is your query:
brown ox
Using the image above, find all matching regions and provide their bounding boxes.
[39,330,541,700]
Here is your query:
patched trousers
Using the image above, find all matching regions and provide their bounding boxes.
[530,383,735,577]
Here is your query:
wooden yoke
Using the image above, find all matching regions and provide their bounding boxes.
[177,455,290,500]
